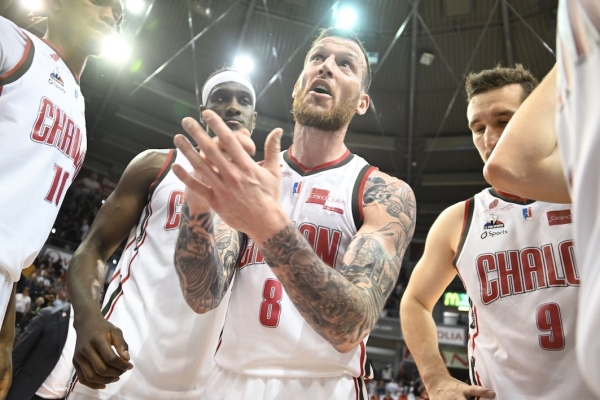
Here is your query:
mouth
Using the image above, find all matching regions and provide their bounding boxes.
[224,118,244,129]
[308,81,333,98]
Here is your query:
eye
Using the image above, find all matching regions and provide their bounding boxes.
[339,60,351,68]
[312,54,323,61]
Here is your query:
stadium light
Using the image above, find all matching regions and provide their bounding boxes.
[233,55,254,75]
[126,0,146,14]
[334,6,358,30]
[21,0,44,13]
[102,35,132,63]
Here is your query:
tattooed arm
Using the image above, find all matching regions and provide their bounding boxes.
[260,171,416,353]
[174,202,243,313]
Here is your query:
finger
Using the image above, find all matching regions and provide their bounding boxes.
[173,135,221,186]
[262,128,284,173]
[80,344,127,379]
[181,117,234,179]
[201,110,255,168]
[111,330,132,364]
[171,164,215,204]
[213,131,256,157]
[73,355,115,386]
[93,336,133,372]
[465,386,496,399]
[73,362,107,390]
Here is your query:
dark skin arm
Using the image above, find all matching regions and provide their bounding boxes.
[68,150,168,389]
[0,284,15,400]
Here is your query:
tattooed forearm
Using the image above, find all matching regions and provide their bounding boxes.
[261,222,405,352]
[260,175,416,352]
[174,203,238,313]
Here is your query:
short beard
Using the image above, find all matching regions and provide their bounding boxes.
[292,91,359,131]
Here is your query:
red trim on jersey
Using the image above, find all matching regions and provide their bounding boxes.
[353,377,360,400]
[287,145,352,173]
[125,235,136,250]
[471,305,480,351]
[39,36,81,84]
[215,338,222,355]
[359,341,367,377]
[105,291,124,319]
[109,268,121,283]
[0,36,32,81]
[357,166,378,221]
[149,149,175,193]
[492,188,530,203]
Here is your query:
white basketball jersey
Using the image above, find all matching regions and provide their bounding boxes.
[557,1,600,395]
[71,150,230,399]
[455,188,596,399]
[0,18,86,281]
[215,148,376,378]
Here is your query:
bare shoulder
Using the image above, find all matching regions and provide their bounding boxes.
[427,201,467,254]
[117,149,173,189]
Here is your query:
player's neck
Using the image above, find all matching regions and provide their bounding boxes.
[292,124,348,169]
[43,31,88,77]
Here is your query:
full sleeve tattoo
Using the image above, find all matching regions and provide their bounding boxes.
[174,203,242,313]
[260,177,416,351]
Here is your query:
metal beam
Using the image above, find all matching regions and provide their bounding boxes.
[424,135,475,151]
[406,1,419,186]
[501,0,514,65]
[421,172,487,186]
[237,0,257,51]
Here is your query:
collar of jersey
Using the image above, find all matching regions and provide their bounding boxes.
[283,145,354,177]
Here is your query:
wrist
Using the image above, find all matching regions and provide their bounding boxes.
[248,208,291,246]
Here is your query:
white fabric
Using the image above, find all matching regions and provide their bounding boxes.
[14,293,31,313]
[0,16,27,76]
[0,22,87,282]
[202,365,368,400]
[455,188,596,399]
[36,307,76,398]
[215,149,374,379]
[556,1,600,396]
[201,70,255,106]
[0,269,12,326]
[70,150,230,399]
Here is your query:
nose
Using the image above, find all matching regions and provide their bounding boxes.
[99,6,116,28]
[225,98,242,116]
[318,55,336,78]
[484,126,501,152]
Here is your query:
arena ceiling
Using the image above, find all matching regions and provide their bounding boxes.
[3,0,558,244]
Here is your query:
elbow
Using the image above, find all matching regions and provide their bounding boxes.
[483,161,516,192]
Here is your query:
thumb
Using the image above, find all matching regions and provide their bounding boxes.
[465,385,496,399]
[111,330,131,363]
[262,128,283,173]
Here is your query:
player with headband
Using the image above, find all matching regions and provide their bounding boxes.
[67,67,257,400]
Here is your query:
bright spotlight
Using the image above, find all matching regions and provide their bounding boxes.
[112,259,118,265]
[102,35,132,63]
[233,55,254,75]
[126,0,145,14]
[51,228,56,234]
[334,7,357,30]
[21,0,44,13]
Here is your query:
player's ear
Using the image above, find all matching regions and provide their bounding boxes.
[251,111,258,134]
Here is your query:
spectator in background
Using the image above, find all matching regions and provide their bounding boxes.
[53,290,68,308]
[385,378,400,397]
[6,303,74,400]
[14,287,30,326]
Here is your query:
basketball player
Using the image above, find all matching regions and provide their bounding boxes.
[400,65,597,399]
[172,28,416,399]
[483,1,600,395]
[0,2,122,396]
[66,68,257,399]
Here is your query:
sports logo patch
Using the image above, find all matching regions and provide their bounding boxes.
[522,207,533,221]
[483,214,504,229]
[48,68,65,93]
[291,181,303,197]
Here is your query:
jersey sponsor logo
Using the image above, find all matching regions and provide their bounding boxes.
[50,53,60,62]
[239,222,342,269]
[291,180,303,197]
[480,229,508,239]
[547,209,572,226]
[165,190,184,230]
[305,187,346,214]
[476,240,579,305]
[49,68,65,92]
[30,97,86,175]
[483,214,504,229]
[475,203,514,218]
[522,207,533,221]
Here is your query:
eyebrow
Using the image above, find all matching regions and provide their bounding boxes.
[310,46,361,63]
[210,88,253,102]
[468,110,515,129]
